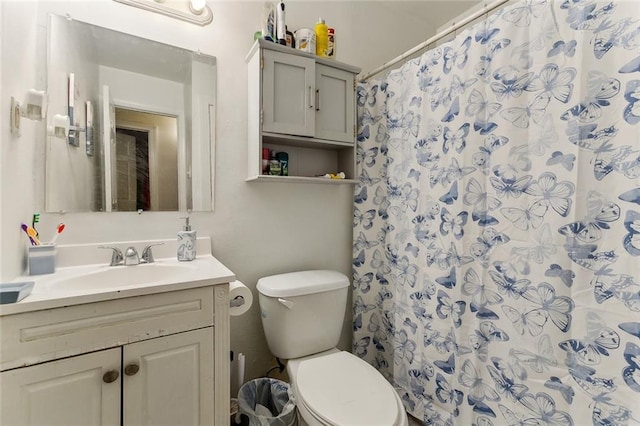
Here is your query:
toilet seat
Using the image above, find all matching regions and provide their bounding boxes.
[294,351,401,426]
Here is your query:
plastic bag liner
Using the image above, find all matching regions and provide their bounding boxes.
[238,378,297,426]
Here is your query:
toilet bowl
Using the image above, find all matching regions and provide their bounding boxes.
[256,270,408,426]
[287,349,408,426]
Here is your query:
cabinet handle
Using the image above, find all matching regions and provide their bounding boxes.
[315,89,320,111]
[308,86,314,109]
[103,370,119,384]
[124,363,140,376]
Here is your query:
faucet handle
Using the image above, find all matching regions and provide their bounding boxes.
[98,246,124,266]
[141,242,164,264]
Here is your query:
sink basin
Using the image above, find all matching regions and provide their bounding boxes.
[57,263,196,291]
[41,262,199,293]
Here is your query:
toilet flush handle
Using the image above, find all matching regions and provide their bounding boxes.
[277,298,295,309]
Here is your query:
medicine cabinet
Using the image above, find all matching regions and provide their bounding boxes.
[246,40,361,183]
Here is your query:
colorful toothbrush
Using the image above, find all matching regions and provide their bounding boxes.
[32,213,40,238]
[49,223,65,245]
[21,223,41,246]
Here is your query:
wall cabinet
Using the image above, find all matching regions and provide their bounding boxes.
[1,286,229,425]
[247,40,361,183]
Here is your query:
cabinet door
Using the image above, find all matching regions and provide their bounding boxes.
[123,327,214,426]
[315,64,355,143]
[262,50,315,137]
[0,348,121,426]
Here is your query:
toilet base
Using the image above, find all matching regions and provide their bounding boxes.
[286,349,409,426]
[293,396,321,426]
[291,379,409,426]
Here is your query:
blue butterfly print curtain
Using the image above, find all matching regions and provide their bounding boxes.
[353,0,640,424]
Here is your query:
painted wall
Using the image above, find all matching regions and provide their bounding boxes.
[0,0,476,390]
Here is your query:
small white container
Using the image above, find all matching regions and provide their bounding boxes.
[28,245,57,275]
[294,28,315,53]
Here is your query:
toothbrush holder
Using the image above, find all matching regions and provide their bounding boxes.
[28,244,57,275]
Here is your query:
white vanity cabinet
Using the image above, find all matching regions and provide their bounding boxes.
[124,328,214,425]
[0,285,229,426]
[1,348,122,425]
[247,39,361,183]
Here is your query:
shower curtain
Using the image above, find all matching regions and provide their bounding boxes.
[353,0,640,424]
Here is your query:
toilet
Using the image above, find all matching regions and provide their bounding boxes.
[257,270,408,426]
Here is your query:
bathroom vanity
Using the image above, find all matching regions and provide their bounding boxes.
[0,239,234,425]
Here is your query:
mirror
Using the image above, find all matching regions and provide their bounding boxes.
[44,14,216,212]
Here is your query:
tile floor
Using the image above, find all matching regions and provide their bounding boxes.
[408,413,423,425]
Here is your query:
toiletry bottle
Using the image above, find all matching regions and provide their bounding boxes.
[262,2,275,42]
[276,0,286,45]
[315,18,328,57]
[269,150,281,176]
[276,152,289,176]
[177,217,196,261]
[262,147,270,174]
[327,27,336,59]
[285,26,295,48]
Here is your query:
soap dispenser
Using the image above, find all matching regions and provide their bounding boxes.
[177,216,196,261]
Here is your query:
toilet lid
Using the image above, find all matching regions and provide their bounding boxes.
[296,351,400,426]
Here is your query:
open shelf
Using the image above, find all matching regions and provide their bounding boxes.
[246,175,357,184]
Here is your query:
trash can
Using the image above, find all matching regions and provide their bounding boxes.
[237,378,297,426]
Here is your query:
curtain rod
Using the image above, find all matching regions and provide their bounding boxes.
[359,0,512,82]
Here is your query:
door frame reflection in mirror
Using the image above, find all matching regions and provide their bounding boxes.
[44,13,216,213]
[114,108,180,212]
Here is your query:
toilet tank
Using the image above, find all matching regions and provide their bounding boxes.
[257,270,350,360]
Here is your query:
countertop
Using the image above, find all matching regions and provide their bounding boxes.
[0,238,236,316]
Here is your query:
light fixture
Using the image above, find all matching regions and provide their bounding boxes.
[189,0,206,14]
[10,90,47,137]
[113,0,213,26]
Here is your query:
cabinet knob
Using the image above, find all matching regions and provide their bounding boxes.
[124,363,140,376]
[103,370,119,383]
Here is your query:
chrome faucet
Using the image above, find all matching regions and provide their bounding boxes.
[141,243,164,264]
[98,246,124,266]
[99,243,165,266]
[124,246,140,266]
